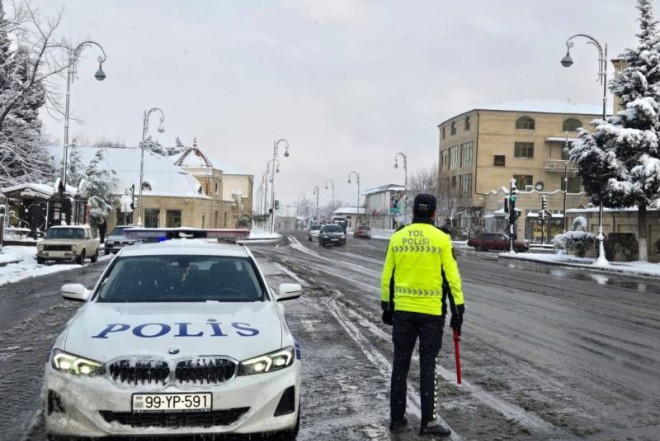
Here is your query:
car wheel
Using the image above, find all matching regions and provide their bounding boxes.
[37,258,44,264]
[91,249,99,263]
[105,249,111,255]
[77,249,86,265]
[474,245,482,252]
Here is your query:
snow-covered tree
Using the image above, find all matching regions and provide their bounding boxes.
[140,135,186,157]
[84,149,117,220]
[570,0,660,261]
[0,3,56,187]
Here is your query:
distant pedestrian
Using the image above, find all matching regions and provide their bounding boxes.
[98,218,107,243]
[380,193,465,437]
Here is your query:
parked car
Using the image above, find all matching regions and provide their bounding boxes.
[104,225,137,255]
[43,228,302,440]
[353,225,372,239]
[318,224,346,247]
[467,232,529,252]
[36,225,100,264]
[307,224,322,241]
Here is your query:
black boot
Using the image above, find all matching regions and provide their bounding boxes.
[419,422,451,437]
[389,416,408,432]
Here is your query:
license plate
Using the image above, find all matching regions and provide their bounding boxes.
[132,393,212,413]
[49,251,65,257]
[331,238,339,241]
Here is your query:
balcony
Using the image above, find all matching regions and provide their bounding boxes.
[544,159,578,174]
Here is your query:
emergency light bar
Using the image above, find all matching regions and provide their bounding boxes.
[123,227,251,242]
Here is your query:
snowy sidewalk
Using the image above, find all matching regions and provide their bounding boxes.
[499,251,660,279]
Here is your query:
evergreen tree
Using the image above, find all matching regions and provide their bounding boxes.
[139,135,187,157]
[571,0,660,261]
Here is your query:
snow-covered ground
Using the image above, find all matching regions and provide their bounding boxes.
[3,227,660,288]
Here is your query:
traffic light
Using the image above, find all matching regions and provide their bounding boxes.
[541,196,547,211]
[504,198,509,213]
[130,184,135,210]
[509,186,518,203]
[538,211,543,223]
[274,200,280,210]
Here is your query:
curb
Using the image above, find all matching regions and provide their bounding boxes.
[498,253,660,280]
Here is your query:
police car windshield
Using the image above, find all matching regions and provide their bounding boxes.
[96,255,265,303]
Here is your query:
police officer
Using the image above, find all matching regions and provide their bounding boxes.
[380,193,465,437]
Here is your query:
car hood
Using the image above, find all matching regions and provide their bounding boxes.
[40,239,83,245]
[63,302,284,362]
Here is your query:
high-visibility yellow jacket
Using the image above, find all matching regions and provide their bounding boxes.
[380,223,464,315]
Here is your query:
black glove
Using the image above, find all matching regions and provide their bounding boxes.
[382,310,393,326]
[450,304,465,335]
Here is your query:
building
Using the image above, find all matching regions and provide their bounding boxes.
[437,100,599,240]
[44,145,253,233]
[364,184,405,229]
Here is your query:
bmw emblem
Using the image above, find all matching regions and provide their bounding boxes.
[168,348,180,355]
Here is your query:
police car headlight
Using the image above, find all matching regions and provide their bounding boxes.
[238,347,294,376]
[51,349,103,376]
[71,245,78,252]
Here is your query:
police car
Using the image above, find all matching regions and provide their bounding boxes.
[44,228,302,440]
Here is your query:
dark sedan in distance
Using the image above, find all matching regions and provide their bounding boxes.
[467,232,529,252]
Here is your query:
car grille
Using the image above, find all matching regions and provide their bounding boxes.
[108,357,236,387]
[43,245,72,252]
[109,359,171,386]
[175,358,236,385]
[99,407,250,428]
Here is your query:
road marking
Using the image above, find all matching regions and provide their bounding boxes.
[325,291,462,441]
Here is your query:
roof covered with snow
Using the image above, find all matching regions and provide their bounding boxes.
[364,184,404,195]
[334,206,365,215]
[46,146,206,199]
[175,147,214,168]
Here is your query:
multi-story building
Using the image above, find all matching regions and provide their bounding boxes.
[437,100,600,240]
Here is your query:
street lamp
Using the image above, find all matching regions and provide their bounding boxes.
[394,152,408,225]
[61,40,108,196]
[137,107,165,226]
[562,132,570,234]
[325,179,335,213]
[312,185,320,218]
[561,33,609,265]
[348,170,360,229]
[270,139,290,234]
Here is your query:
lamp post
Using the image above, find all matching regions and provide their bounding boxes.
[394,152,408,225]
[562,132,570,234]
[297,192,307,229]
[137,108,165,226]
[312,186,320,218]
[61,40,107,197]
[561,33,609,265]
[325,179,335,214]
[348,170,360,229]
[270,139,290,234]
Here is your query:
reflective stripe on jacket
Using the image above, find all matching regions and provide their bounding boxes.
[380,223,464,315]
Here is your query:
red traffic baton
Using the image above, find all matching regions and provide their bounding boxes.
[453,329,462,385]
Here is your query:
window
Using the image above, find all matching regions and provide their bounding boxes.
[514,142,534,158]
[494,155,505,166]
[513,175,533,188]
[145,209,159,228]
[166,210,182,228]
[441,126,446,139]
[561,176,582,193]
[459,174,473,198]
[515,116,535,130]
[563,118,582,132]
[450,122,457,135]
[460,142,474,167]
[451,176,457,187]
[449,145,459,169]
[465,116,471,131]
[441,151,448,170]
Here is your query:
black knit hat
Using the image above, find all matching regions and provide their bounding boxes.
[413,193,436,216]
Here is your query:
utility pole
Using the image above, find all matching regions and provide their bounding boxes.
[508,178,518,253]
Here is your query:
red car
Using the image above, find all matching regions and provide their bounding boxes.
[353,225,372,239]
[467,233,529,252]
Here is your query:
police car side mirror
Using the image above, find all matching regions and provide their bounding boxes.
[61,283,91,302]
[277,283,302,301]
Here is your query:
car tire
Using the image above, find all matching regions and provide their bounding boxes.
[105,249,111,255]
[474,245,482,252]
[308,236,312,241]
[77,249,86,265]
[91,249,99,263]
[37,258,44,264]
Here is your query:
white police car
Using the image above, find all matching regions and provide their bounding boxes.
[44,229,302,439]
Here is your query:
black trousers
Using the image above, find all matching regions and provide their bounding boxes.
[391,311,445,426]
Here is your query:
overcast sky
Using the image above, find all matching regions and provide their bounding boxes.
[28,0,644,210]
